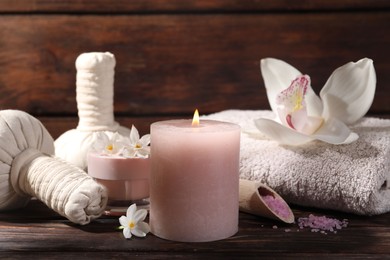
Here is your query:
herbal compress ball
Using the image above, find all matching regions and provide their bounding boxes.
[0,110,107,225]
[55,52,130,170]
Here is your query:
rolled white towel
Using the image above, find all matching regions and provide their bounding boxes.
[205,109,390,215]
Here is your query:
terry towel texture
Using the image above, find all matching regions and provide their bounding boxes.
[205,110,390,215]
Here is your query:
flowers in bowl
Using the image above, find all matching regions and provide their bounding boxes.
[87,126,151,203]
[255,58,376,145]
[92,125,150,158]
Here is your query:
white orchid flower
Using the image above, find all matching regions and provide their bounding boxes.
[255,58,376,145]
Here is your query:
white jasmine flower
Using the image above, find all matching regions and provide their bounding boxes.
[119,204,150,239]
[255,58,376,145]
[122,125,151,158]
[92,132,125,156]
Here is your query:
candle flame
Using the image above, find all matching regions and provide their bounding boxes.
[192,109,200,127]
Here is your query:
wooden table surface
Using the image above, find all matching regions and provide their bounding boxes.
[0,199,389,259]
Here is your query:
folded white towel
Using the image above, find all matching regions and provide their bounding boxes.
[204,110,390,215]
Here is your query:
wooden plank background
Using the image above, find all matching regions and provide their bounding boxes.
[1,0,389,13]
[0,0,389,138]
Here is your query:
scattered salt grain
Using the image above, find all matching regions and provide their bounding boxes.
[272,225,278,229]
[262,194,291,219]
[298,214,348,234]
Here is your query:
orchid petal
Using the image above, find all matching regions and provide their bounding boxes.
[254,118,315,145]
[320,58,376,124]
[290,109,323,135]
[341,132,359,144]
[260,58,302,113]
[305,86,323,118]
[312,118,358,144]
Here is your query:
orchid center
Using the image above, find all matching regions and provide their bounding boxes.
[276,75,323,135]
[291,88,304,112]
[277,75,308,115]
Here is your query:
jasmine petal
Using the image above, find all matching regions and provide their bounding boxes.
[126,203,137,217]
[119,215,128,227]
[91,132,124,156]
[131,222,150,237]
[91,132,110,152]
[133,208,148,223]
[123,227,132,239]
[129,125,141,144]
[123,125,151,158]
[138,222,151,234]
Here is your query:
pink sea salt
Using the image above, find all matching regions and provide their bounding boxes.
[261,194,291,219]
[298,214,348,234]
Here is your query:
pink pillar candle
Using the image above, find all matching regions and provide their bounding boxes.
[150,119,240,242]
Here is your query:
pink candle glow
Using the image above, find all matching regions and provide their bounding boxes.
[150,110,240,242]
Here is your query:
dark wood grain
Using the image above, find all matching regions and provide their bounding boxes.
[0,12,389,117]
[0,200,388,258]
[0,0,389,13]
